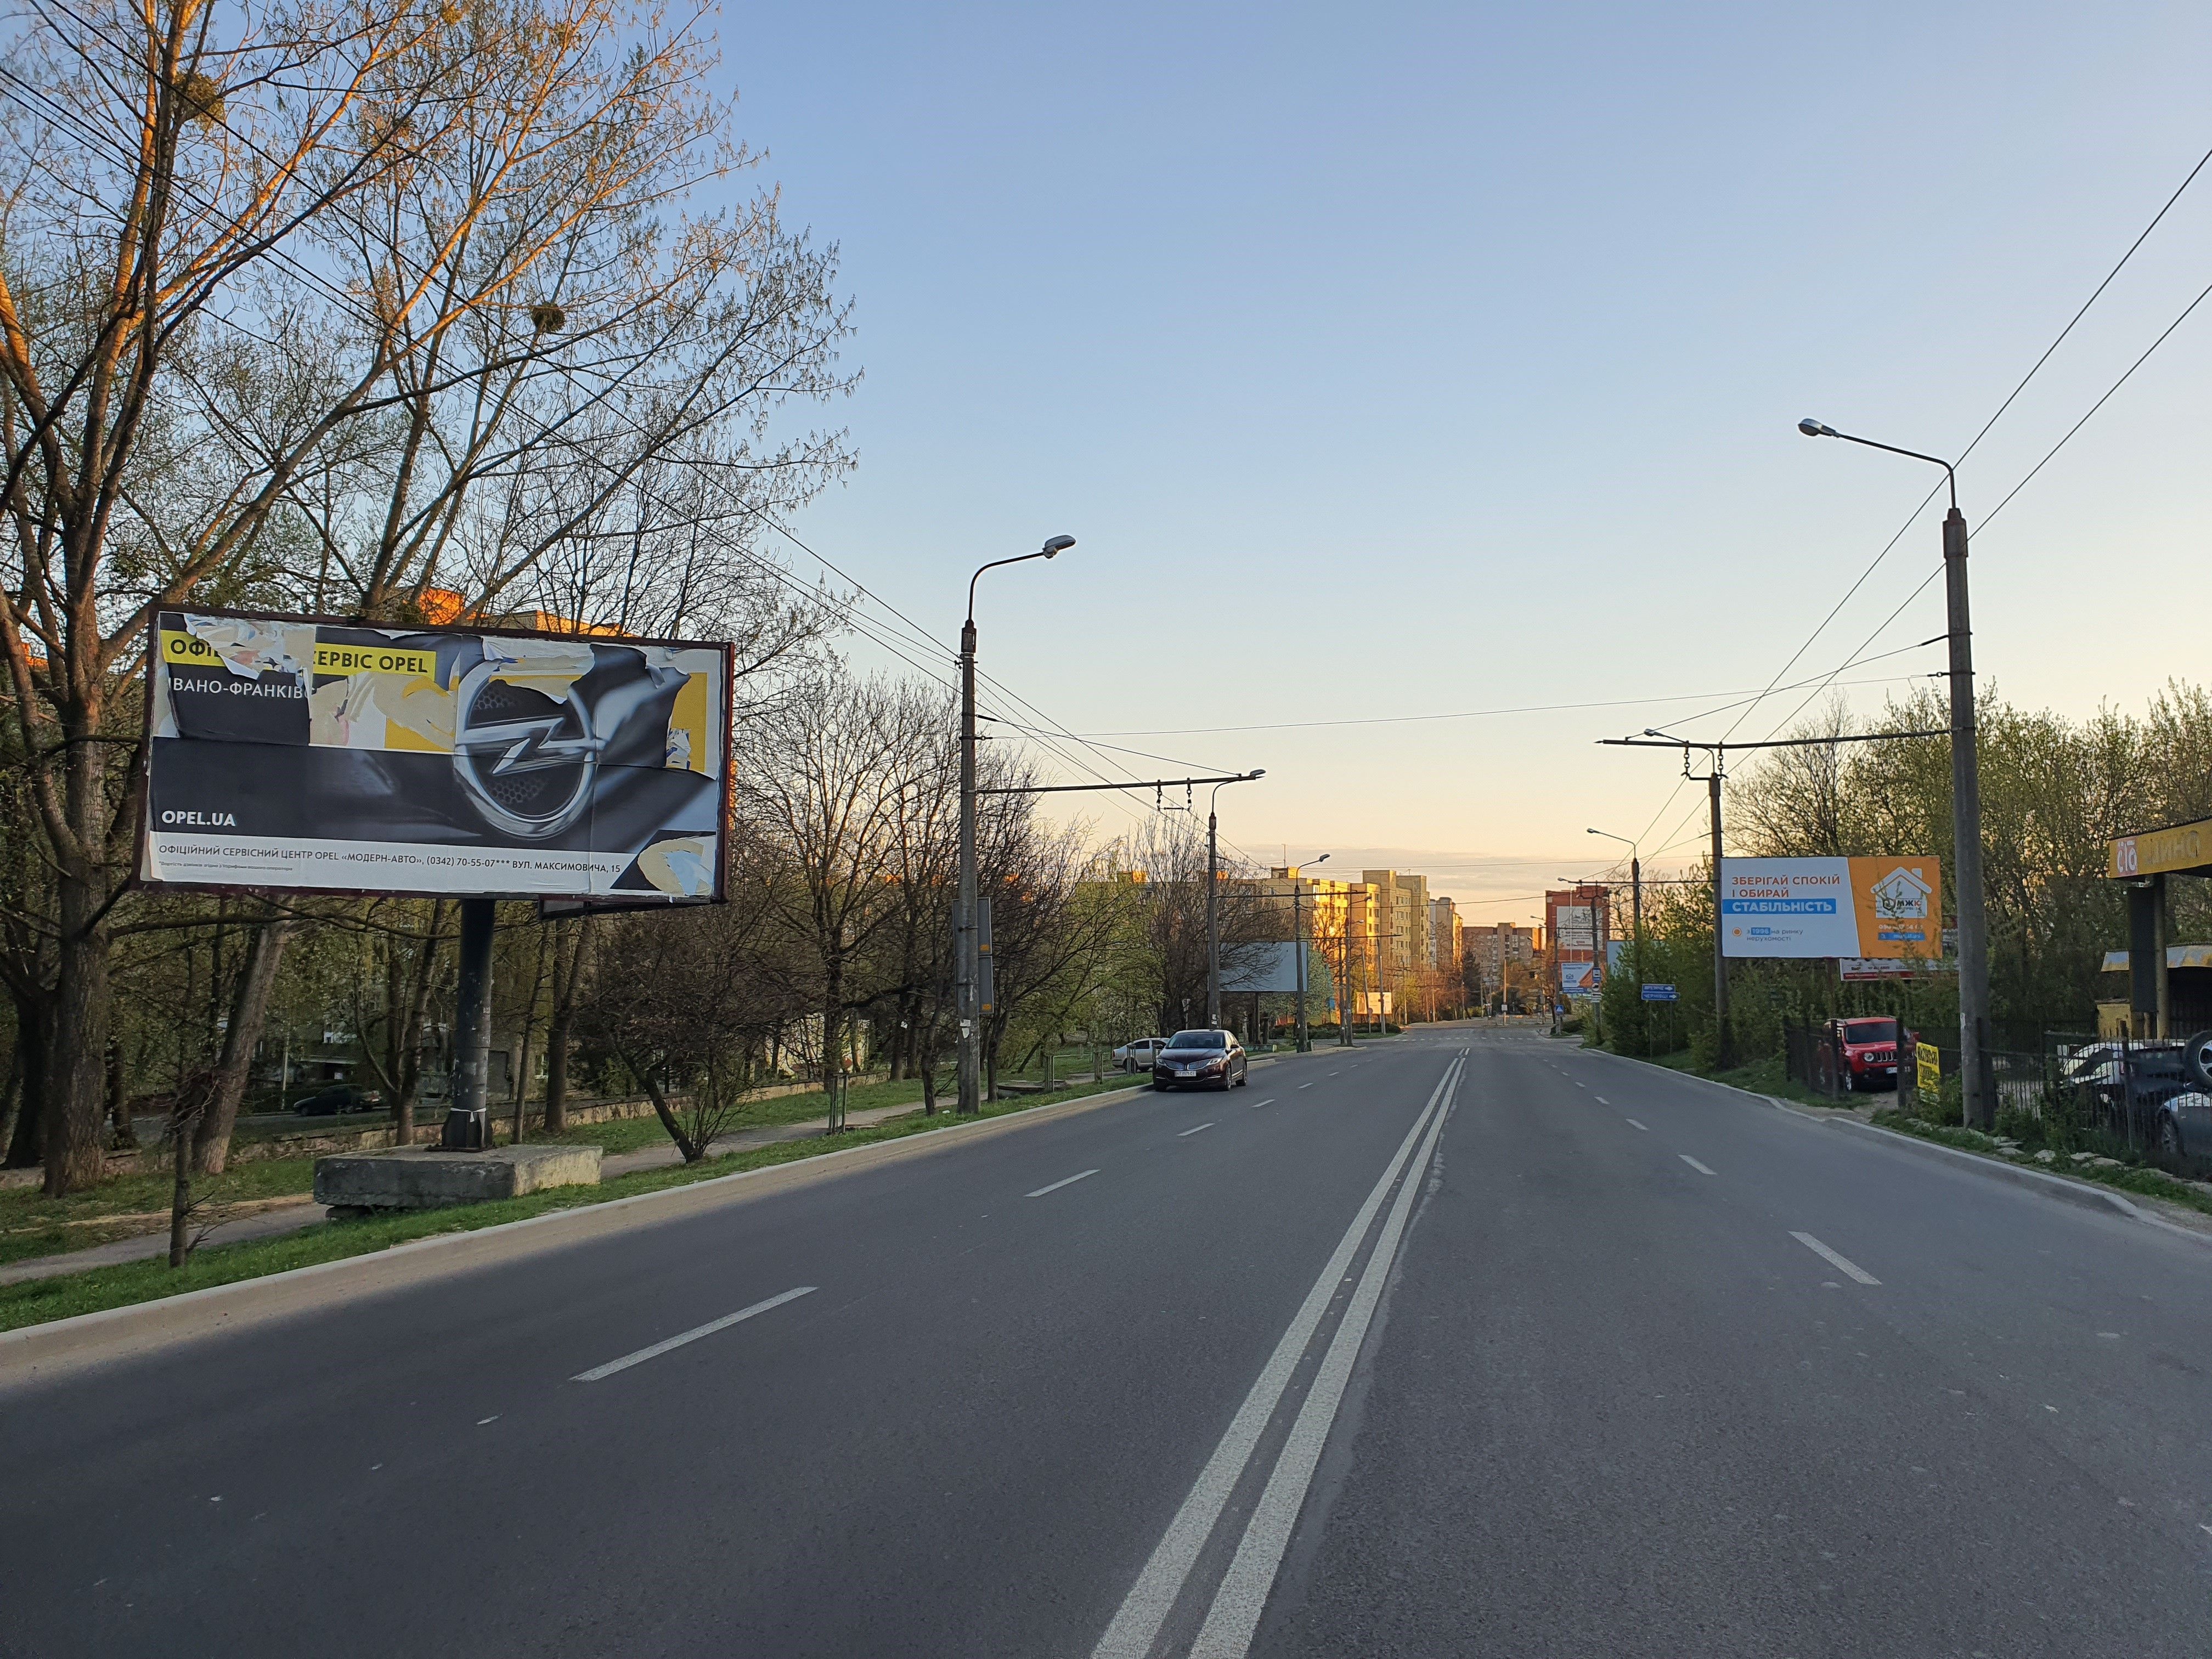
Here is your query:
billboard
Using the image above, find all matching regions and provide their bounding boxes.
[140,610,730,902]
[1555,905,1596,951]
[1719,857,1940,960]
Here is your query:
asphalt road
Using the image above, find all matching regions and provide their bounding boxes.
[4,1026,2210,1657]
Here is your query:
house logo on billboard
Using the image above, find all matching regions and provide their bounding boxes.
[1868,865,1932,921]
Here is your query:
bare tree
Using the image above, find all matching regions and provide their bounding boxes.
[733,672,933,1130]
[0,0,854,1191]
[579,872,810,1161]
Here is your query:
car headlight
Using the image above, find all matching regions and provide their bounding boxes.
[1197,1058,1226,1074]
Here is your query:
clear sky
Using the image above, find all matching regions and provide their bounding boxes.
[722,1,2212,927]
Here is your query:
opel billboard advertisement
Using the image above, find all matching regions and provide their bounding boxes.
[140,610,730,902]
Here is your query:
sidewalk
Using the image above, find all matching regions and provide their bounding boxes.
[0,1101,928,1289]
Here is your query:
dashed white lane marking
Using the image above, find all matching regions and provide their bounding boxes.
[572,1286,817,1382]
[1026,1169,1099,1198]
[1248,1098,1274,1109]
[1594,1096,1608,1104]
[1791,1231,1880,1285]
[1180,1122,1216,1137]
[1680,1155,1716,1176]
[1298,1082,1316,1090]
[1624,1118,1649,1131]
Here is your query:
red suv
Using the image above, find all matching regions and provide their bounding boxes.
[1826,1017,1900,1091]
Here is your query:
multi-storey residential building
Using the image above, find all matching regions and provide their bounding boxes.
[1467,921,1538,981]
[1259,868,1384,1019]
[1429,896,1462,975]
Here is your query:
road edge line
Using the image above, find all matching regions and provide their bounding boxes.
[1593,1047,2212,1245]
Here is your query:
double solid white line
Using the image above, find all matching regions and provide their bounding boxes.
[1091,1055,1464,1659]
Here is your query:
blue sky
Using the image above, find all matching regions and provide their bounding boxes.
[722,1,2212,924]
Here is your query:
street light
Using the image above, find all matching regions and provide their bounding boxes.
[958,534,1075,1116]
[1204,769,1266,1029]
[1285,851,1329,1052]
[1588,826,1643,981]
[1799,416,1991,1129]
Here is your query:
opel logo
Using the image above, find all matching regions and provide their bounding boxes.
[452,660,603,839]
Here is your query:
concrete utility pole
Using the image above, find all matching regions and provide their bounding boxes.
[1801,419,1992,1129]
[1204,771,1265,1028]
[960,535,1073,1114]
[1708,768,1728,1066]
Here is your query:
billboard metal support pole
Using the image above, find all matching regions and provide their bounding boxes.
[1293,884,1308,1053]
[445,898,495,1150]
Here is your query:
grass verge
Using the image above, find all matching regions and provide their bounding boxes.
[0,1158,321,1268]
[1868,1110,2212,1218]
[0,1076,1143,1335]
[1623,1046,1863,1113]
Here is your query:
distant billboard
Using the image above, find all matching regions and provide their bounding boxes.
[1719,857,1940,960]
[1560,960,1598,994]
[140,610,730,902]
[1555,905,1596,951]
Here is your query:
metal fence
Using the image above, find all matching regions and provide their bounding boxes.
[1899,1030,2211,1173]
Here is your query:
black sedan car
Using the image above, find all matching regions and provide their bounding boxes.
[291,1085,382,1116]
[1152,1029,1249,1091]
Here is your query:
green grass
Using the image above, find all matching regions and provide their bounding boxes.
[0,1074,1147,1334]
[0,1157,322,1268]
[1626,1045,1865,1112]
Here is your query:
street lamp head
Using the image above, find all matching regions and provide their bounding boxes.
[1312,853,1330,865]
[1248,768,1267,780]
[1041,534,1076,557]
[1798,417,1838,438]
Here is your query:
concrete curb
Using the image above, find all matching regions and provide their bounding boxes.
[1589,1045,2212,1246]
[0,1078,1170,1388]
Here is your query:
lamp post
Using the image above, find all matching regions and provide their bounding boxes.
[1588,827,1642,979]
[1204,770,1266,1028]
[959,534,1074,1115]
[1289,852,1329,1052]
[1799,417,1990,1130]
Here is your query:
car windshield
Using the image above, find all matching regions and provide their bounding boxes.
[1167,1030,1228,1049]
[1843,1020,1895,1044]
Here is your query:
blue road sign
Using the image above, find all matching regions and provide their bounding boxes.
[1640,984,1678,1002]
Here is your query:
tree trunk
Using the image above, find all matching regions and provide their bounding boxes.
[105,1040,134,1150]
[626,1053,701,1161]
[46,866,112,1195]
[543,919,588,1135]
[0,1035,23,1165]
[3,995,46,1168]
[392,900,448,1148]
[821,959,844,1133]
[194,917,301,1175]
[917,1022,939,1115]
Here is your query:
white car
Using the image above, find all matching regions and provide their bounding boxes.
[1112,1037,1171,1073]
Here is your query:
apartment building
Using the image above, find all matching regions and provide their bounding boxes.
[1429,896,1462,975]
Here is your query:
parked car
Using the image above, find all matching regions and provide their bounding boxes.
[1824,1017,1900,1091]
[291,1085,382,1116]
[2062,1034,2212,1160]
[1112,1037,1171,1074]
[1152,1029,1248,1092]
